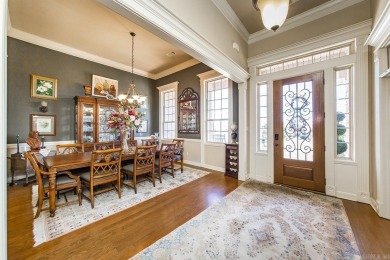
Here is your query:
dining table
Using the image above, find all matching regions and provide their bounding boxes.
[42,151,135,217]
[42,146,183,217]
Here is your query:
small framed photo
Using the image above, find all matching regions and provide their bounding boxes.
[137,120,148,133]
[31,114,56,136]
[31,74,57,100]
[92,75,118,99]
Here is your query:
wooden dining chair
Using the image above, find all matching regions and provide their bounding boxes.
[78,148,122,208]
[56,143,84,155]
[155,143,176,182]
[93,141,115,151]
[141,138,157,146]
[127,140,138,152]
[25,152,82,218]
[121,145,157,194]
[172,139,184,173]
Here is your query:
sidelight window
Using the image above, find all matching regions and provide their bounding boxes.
[257,83,268,152]
[335,66,352,158]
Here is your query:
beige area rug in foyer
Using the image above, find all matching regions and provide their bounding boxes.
[32,166,209,247]
[131,180,361,260]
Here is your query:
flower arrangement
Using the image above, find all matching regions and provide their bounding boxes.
[107,105,142,132]
[36,79,54,96]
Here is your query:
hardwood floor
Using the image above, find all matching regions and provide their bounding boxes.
[7,169,390,259]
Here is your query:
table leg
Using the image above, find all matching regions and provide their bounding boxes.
[48,172,57,217]
[10,167,15,186]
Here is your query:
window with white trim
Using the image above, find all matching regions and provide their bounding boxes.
[206,77,229,143]
[257,83,268,152]
[335,66,352,158]
[162,90,176,139]
[158,82,178,140]
[258,44,351,75]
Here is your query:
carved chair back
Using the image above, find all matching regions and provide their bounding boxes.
[90,148,122,183]
[93,142,115,151]
[56,143,84,155]
[141,139,157,146]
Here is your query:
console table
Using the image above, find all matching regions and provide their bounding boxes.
[7,150,56,186]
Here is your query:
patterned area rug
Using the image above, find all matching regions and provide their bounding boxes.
[32,166,209,247]
[131,180,361,259]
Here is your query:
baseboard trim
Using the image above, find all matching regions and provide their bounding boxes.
[184,160,224,173]
[370,197,379,214]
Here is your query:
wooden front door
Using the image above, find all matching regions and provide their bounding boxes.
[273,72,325,192]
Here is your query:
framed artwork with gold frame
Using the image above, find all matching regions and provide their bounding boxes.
[31,74,57,100]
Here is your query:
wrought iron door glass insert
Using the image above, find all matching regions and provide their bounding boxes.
[282,81,313,161]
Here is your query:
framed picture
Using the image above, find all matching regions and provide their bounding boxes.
[31,114,56,136]
[31,74,57,100]
[92,75,118,99]
[137,120,148,133]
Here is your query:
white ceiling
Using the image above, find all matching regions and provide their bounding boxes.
[8,0,341,80]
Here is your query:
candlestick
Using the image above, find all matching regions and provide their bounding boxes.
[41,136,46,149]
[16,134,20,154]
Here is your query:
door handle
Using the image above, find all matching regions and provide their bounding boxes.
[274,134,279,140]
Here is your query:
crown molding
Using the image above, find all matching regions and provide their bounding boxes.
[98,0,250,83]
[211,0,249,41]
[154,59,200,80]
[8,27,202,80]
[248,19,371,68]
[365,0,390,49]
[7,27,153,79]
[248,0,365,44]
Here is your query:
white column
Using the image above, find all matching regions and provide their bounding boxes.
[238,81,248,180]
[355,36,370,203]
[373,48,390,219]
[1,0,7,258]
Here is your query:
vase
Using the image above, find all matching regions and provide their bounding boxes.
[120,130,129,154]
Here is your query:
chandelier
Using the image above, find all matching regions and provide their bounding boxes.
[118,32,147,109]
[252,0,289,32]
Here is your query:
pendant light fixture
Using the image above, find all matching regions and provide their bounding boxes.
[252,0,289,32]
[118,32,147,109]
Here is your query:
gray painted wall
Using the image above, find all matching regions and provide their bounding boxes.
[155,63,239,139]
[7,37,155,144]
[7,38,238,143]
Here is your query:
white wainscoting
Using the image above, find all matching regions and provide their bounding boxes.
[180,138,225,173]
[203,143,225,172]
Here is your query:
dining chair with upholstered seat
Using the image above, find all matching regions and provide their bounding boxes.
[155,143,176,182]
[78,148,122,208]
[171,139,184,173]
[141,138,158,146]
[25,152,82,218]
[127,139,138,147]
[56,143,84,155]
[93,141,115,151]
[121,145,157,194]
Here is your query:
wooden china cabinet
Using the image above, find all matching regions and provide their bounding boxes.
[74,96,120,151]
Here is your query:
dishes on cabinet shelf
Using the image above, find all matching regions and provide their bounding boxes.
[104,108,116,120]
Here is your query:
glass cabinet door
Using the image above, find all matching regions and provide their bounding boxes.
[82,103,94,143]
[98,105,119,142]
